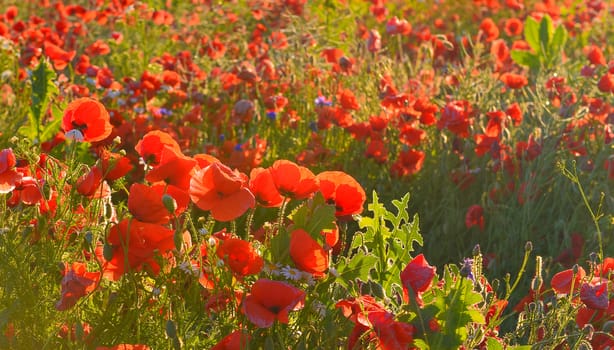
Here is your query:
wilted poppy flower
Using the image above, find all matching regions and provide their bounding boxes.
[249,167,284,207]
[102,219,175,280]
[62,98,112,143]
[241,279,305,328]
[0,148,20,193]
[400,254,436,306]
[317,171,366,217]
[580,280,609,310]
[216,238,263,277]
[135,130,182,166]
[551,266,586,295]
[290,229,328,277]
[465,205,485,230]
[189,162,255,222]
[55,262,100,311]
[268,160,319,200]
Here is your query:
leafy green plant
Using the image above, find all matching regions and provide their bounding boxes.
[511,15,568,71]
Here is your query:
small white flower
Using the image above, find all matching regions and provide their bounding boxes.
[280,266,302,281]
[178,261,199,276]
[301,272,316,286]
[263,262,280,276]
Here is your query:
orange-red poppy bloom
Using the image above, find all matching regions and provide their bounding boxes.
[216,238,263,276]
[62,98,112,143]
[551,266,586,295]
[500,73,528,89]
[189,162,255,222]
[95,345,151,350]
[76,166,110,199]
[0,148,20,194]
[145,146,197,190]
[128,183,188,224]
[268,160,319,200]
[99,149,133,181]
[241,279,305,328]
[211,331,251,350]
[135,130,182,166]
[290,229,328,277]
[249,167,283,207]
[400,254,436,306]
[317,171,366,217]
[102,219,175,280]
[55,262,100,311]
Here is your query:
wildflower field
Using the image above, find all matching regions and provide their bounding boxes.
[0,0,612,348]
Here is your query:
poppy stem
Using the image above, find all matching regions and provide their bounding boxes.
[277,197,288,230]
[244,208,255,240]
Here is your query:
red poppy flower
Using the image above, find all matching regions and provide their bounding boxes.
[102,219,175,280]
[145,146,197,190]
[268,160,319,200]
[290,229,328,277]
[135,130,182,166]
[437,100,473,138]
[391,149,425,177]
[211,331,251,350]
[500,73,528,89]
[400,254,436,306]
[479,18,500,42]
[55,262,100,311]
[249,167,284,207]
[504,18,523,36]
[76,166,110,199]
[128,183,187,224]
[95,345,150,350]
[551,266,586,295]
[99,149,133,181]
[580,281,609,310]
[216,238,263,277]
[336,295,415,350]
[0,148,20,194]
[62,98,112,143]
[465,204,485,230]
[189,162,255,222]
[44,42,76,70]
[241,279,305,328]
[317,171,366,217]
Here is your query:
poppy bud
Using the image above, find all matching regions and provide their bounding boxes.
[165,319,177,339]
[162,194,177,214]
[472,244,481,256]
[602,320,614,333]
[525,241,533,252]
[103,243,114,261]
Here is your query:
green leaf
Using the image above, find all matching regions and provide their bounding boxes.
[523,16,540,53]
[549,25,567,58]
[288,192,336,237]
[334,250,378,290]
[486,337,505,350]
[538,15,554,53]
[26,59,58,143]
[510,50,540,69]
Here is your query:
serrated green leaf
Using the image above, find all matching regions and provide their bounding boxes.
[334,250,377,290]
[26,59,58,143]
[510,50,540,69]
[523,16,540,53]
